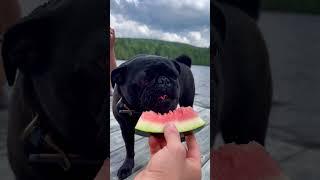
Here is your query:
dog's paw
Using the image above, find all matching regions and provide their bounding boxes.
[117,158,134,179]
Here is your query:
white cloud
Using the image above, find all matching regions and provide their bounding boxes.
[110,13,209,47]
[110,0,210,47]
[188,31,202,41]
[124,0,140,6]
[120,0,209,12]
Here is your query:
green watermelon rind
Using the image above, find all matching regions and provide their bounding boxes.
[135,123,205,137]
[135,117,206,137]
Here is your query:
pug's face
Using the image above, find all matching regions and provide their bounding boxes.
[112,55,182,114]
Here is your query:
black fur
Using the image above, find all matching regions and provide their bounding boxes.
[112,55,195,179]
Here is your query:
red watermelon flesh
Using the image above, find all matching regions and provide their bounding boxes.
[212,142,289,180]
[135,107,205,135]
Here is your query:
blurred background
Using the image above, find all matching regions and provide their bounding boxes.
[261,0,320,179]
[214,0,320,179]
[1,1,49,179]
[262,0,320,14]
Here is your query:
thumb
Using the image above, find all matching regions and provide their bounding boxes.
[164,123,181,148]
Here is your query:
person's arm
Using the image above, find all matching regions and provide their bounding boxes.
[109,27,117,92]
[94,159,109,180]
[110,28,117,74]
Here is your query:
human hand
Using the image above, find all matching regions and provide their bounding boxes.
[135,123,201,180]
[94,159,109,180]
[212,142,289,180]
[110,27,116,49]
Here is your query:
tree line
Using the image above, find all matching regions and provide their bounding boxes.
[114,38,210,66]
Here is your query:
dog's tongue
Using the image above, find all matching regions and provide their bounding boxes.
[158,95,168,100]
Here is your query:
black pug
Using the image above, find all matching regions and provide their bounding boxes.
[1,0,107,179]
[111,54,195,179]
[212,2,272,147]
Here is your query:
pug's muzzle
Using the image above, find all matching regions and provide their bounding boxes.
[140,75,179,114]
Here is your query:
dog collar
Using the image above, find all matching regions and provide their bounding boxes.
[21,112,102,171]
[117,97,142,117]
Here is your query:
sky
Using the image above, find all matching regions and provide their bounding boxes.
[110,0,210,48]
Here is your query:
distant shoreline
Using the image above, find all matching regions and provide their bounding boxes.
[116,60,210,67]
[115,38,210,66]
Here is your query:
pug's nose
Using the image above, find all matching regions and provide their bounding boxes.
[158,76,171,86]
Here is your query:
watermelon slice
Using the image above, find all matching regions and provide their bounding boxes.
[212,142,289,180]
[135,106,205,136]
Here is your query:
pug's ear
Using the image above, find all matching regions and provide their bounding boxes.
[111,66,127,88]
[172,61,181,75]
[174,54,192,72]
[2,18,53,86]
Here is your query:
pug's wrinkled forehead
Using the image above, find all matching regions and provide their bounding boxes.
[129,55,176,69]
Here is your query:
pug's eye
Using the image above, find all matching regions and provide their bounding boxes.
[163,69,178,80]
[132,84,140,94]
[169,72,178,79]
[144,70,156,82]
[140,80,149,87]
[145,74,156,82]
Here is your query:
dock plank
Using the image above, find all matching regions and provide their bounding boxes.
[110,130,144,153]
[201,159,211,180]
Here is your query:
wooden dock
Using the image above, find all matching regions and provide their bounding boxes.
[110,97,211,180]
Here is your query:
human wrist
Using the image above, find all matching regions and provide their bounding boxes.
[135,169,176,180]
